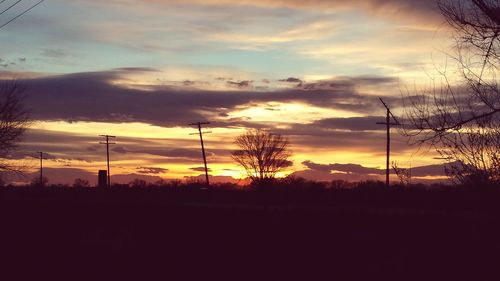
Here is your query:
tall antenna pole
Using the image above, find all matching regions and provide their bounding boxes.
[376,98,400,188]
[99,135,116,188]
[385,107,390,187]
[37,151,43,187]
[189,122,211,187]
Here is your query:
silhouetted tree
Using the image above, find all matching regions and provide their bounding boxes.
[0,80,30,172]
[330,180,351,189]
[130,178,147,188]
[31,176,48,187]
[392,161,411,186]
[403,0,500,184]
[232,129,292,185]
[439,117,500,186]
[73,178,90,188]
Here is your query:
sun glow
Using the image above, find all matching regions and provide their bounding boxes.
[228,102,362,124]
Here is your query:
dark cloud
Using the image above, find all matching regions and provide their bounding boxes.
[299,76,397,90]
[113,146,209,160]
[226,80,253,89]
[303,160,384,175]
[189,167,212,172]
[291,169,380,182]
[293,160,449,182]
[114,67,158,72]
[183,80,196,86]
[112,146,128,154]
[312,116,385,131]
[410,163,448,177]
[136,166,169,174]
[12,129,99,163]
[12,70,400,128]
[273,124,407,151]
[280,77,303,84]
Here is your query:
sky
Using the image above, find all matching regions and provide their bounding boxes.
[0,0,458,185]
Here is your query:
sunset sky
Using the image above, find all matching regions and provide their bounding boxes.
[0,0,457,184]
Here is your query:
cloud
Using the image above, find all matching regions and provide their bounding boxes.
[13,69,399,128]
[311,116,386,131]
[207,19,338,48]
[226,80,253,89]
[302,160,384,175]
[136,166,169,174]
[100,0,440,23]
[189,167,212,172]
[112,146,211,160]
[12,129,100,163]
[280,77,303,84]
[292,160,449,182]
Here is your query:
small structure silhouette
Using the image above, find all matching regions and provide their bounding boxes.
[98,170,107,188]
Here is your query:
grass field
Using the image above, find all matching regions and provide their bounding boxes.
[1,186,499,280]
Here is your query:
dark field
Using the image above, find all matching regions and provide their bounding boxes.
[1,186,500,280]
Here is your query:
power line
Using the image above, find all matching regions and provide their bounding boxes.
[0,0,44,31]
[0,0,23,16]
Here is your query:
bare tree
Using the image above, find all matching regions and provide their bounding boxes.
[403,0,500,185]
[439,116,500,185]
[232,129,292,185]
[30,176,48,187]
[392,161,411,186]
[73,178,90,188]
[0,80,30,172]
[404,0,500,138]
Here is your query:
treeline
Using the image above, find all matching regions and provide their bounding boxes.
[2,178,500,215]
[0,176,458,190]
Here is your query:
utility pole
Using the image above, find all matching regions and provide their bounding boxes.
[37,151,44,187]
[376,98,400,188]
[99,135,116,188]
[189,122,211,187]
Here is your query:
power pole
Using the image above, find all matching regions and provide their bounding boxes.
[376,98,400,188]
[37,151,44,187]
[189,122,211,187]
[99,135,116,188]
